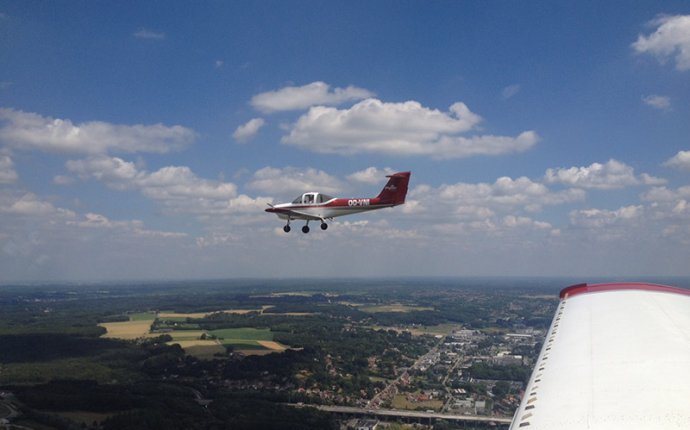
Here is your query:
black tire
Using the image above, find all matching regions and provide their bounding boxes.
[302,225,310,234]
[283,225,291,233]
[320,223,328,230]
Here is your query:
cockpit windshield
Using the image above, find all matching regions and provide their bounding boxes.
[292,193,334,204]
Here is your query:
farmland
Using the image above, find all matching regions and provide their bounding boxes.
[98,313,156,340]
[100,313,293,358]
[160,327,290,357]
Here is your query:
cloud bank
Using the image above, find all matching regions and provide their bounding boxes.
[544,159,665,189]
[0,108,195,155]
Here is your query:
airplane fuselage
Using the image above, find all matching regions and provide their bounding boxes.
[267,197,396,221]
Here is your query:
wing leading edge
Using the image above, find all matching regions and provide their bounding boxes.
[510,282,690,430]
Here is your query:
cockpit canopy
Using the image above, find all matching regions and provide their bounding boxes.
[292,192,334,205]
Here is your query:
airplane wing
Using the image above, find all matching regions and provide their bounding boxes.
[269,207,325,221]
[510,282,690,430]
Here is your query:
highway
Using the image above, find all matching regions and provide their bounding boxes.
[293,404,513,425]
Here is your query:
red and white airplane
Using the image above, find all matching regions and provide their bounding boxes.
[266,171,411,233]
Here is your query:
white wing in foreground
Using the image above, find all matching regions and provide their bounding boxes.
[510,282,690,430]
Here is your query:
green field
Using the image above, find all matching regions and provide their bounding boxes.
[157,316,190,323]
[168,330,207,341]
[222,340,268,350]
[129,312,156,321]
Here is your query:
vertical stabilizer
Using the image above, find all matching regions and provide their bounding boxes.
[376,171,411,205]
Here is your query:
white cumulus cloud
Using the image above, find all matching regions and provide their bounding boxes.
[437,176,585,212]
[0,108,195,155]
[347,167,396,184]
[663,150,690,171]
[642,94,671,110]
[0,192,75,218]
[0,155,18,183]
[232,118,265,143]
[641,185,690,204]
[250,81,374,113]
[632,15,690,71]
[544,159,666,189]
[281,98,537,159]
[502,84,521,99]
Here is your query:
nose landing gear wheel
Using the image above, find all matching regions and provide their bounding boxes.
[302,225,310,234]
[283,225,291,233]
[320,223,328,230]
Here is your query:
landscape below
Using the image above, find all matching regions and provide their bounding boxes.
[1,277,681,429]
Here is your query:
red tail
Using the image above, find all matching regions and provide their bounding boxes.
[376,171,411,205]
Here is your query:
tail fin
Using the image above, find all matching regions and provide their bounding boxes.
[376,171,411,205]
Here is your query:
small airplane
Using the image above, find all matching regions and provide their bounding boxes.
[266,171,411,233]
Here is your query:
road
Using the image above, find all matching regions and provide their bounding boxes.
[367,335,445,408]
[298,404,512,425]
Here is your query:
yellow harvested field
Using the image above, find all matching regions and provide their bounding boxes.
[170,340,226,359]
[257,340,288,351]
[99,320,154,339]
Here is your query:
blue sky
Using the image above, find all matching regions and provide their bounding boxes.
[1,1,690,282]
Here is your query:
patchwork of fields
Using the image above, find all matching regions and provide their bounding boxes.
[99,312,291,358]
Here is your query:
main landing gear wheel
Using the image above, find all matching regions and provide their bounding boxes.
[283,225,291,233]
[320,223,328,230]
[302,225,310,234]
